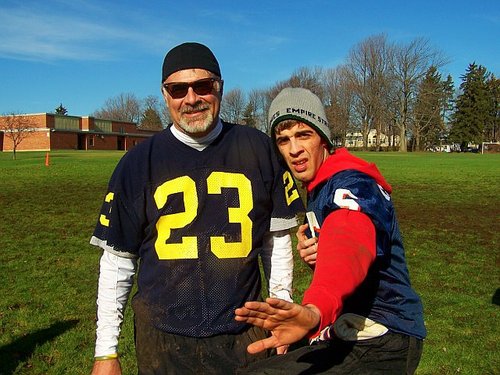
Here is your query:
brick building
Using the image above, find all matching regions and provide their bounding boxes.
[0,113,159,152]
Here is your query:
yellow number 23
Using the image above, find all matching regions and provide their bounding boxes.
[153,172,253,260]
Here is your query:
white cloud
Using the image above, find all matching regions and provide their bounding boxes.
[0,2,167,62]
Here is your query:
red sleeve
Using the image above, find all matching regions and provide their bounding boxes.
[302,209,376,337]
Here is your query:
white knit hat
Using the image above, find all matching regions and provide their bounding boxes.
[268,87,333,149]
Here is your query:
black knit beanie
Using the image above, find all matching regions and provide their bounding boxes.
[161,42,221,81]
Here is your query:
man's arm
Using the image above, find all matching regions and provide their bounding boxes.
[260,230,293,302]
[301,209,376,336]
[91,358,122,375]
[91,251,136,375]
[260,229,294,354]
[235,298,320,354]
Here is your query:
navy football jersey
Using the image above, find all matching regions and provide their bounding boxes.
[91,122,303,337]
[307,168,426,340]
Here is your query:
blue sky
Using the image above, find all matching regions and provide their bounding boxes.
[1,0,498,116]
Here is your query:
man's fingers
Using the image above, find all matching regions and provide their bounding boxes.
[234,307,271,323]
[247,336,279,354]
[264,298,294,310]
[296,224,309,241]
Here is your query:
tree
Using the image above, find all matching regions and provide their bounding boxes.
[247,89,268,133]
[0,113,36,159]
[485,74,499,142]
[242,102,257,128]
[347,34,393,150]
[391,37,447,151]
[93,93,142,123]
[413,66,449,150]
[139,96,164,130]
[139,108,163,131]
[449,63,493,149]
[324,65,356,145]
[55,103,68,115]
[287,66,325,95]
[220,88,246,123]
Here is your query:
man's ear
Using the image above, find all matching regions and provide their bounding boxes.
[219,79,224,96]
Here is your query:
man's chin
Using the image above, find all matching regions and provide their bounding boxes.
[290,171,311,184]
[179,119,213,136]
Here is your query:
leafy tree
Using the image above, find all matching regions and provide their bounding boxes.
[413,66,451,150]
[0,113,35,159]
[441,74,455,125]
[449,63,493,149]
[485,75,499,142]
[139,107,163,131]
[55,103,68,115]
[242,102,257,128]
[139,96,164,130]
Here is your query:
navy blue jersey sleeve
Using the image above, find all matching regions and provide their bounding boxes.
[310,170,394,257]
[90,151,145,257]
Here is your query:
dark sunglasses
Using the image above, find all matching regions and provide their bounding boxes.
[162,78,219,99]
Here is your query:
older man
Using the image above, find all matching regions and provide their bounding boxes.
[235,87,426,374]
[90,43,303,375]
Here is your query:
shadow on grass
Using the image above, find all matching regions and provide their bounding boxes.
[0,319,79,374]
[492,288,500,306]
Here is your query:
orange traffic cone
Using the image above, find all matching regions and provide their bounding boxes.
[45,152,50,167]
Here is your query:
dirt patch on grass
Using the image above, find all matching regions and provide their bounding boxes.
[396,202,498,250]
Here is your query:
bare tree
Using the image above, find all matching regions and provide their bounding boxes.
[288,66,325,96]
[347,34,394,150]
[324,65,356,145]
[390,37,447,151]
[220,88,246,123]
[247,89,268,133]
[0,113,36,159]
[93,93,142,123]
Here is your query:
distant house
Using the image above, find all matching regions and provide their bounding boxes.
[344,129,399,148]
[0,113,160,152]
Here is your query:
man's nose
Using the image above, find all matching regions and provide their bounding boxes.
[183,87,199,104]
[289,138,303,155]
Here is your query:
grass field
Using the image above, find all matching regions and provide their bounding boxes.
[0,150,498,374]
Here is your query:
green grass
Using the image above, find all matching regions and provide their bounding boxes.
[0,150,499,374]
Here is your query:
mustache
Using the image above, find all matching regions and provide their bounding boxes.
[181,103,210,114]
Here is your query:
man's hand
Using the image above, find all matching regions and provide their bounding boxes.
[296,224,318,267]
[275,344,289,355]
[91,358,122,375]
[235,298,320,354]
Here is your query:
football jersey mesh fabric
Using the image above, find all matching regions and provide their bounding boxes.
[91,122,303,337]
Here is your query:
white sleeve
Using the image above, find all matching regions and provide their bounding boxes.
[95,250,137,357]
[261,230,294,302]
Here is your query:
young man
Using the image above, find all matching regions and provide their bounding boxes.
[235,87,426,374]
[90,43,303,375]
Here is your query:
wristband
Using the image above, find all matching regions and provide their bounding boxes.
[95,353,119,361]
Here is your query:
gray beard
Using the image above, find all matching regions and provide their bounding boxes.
[177,103,214,135]
[177,112,214,135]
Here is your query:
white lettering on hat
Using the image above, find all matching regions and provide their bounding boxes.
[270,111,280,123]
